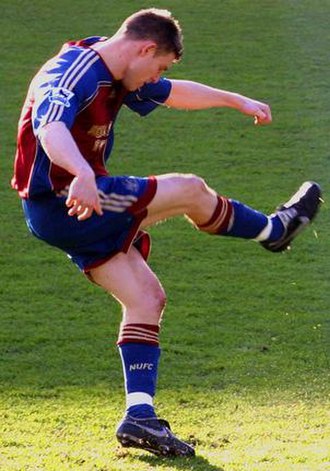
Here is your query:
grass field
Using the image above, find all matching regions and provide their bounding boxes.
[1,0,329,470]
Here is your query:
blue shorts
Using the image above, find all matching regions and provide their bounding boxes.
[22,175,156,272]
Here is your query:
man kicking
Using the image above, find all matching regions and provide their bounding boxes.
[12,8,321,457]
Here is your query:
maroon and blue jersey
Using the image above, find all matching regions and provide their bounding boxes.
[12,36,172,198]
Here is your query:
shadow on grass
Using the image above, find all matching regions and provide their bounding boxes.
[138,454,224,471]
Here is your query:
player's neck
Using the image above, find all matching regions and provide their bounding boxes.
[91,36,137,81]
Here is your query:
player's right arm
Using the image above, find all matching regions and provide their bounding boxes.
[39,121,103,220]
[32,48,103,220]
[165,80,272,125]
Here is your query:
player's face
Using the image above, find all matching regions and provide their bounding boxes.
[123,46,176,91]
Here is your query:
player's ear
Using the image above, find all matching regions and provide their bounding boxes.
[140,42,157,57]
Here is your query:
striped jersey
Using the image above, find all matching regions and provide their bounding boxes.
[12,37,172,198]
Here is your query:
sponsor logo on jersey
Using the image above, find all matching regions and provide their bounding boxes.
[129,363,154,371]
[48,88,74,107]
[88,124,112,139]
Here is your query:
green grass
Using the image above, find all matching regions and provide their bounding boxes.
[1,0,329,470]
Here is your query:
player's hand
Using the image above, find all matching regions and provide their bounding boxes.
[66,170,103,221]
[239,97,272,125]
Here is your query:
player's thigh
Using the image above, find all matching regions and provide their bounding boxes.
[143,173,215,226]
[150,173,202,213]
[90,246,166,313]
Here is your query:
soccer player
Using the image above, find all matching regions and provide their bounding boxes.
[12,8,321,457]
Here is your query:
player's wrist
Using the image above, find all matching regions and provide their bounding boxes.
[227,93,246,110]
[76,165,95,180]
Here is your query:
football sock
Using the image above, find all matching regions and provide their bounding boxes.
[197,195,233,234]
[254,213,285,242]
[117,323,160,419]
[224,200,267,238]
[198,197,285,242]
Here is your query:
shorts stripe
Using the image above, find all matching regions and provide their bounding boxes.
[99,190,138,213]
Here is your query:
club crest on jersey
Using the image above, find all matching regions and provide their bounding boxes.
[48,88,74,107]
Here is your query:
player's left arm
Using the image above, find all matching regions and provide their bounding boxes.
[165,79,272,125]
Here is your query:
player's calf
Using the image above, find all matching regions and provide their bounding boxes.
[195,194,273,239]
[195,181,322,251]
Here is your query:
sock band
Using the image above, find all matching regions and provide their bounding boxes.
[117,323,160,346]
[126,392,153,408]
[197,196,233,234]
[253,217,272,241]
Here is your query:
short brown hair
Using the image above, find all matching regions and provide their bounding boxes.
[120,8,183,60]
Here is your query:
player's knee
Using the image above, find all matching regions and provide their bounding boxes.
[147,285,167,314]
[138,284,167,323]
[182,174,209,204]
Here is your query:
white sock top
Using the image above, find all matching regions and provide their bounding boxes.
[253,217,272,241]
[126,392,153,408]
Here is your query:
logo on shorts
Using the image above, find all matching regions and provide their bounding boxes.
[48,88,74,107]
[123,178,139,193]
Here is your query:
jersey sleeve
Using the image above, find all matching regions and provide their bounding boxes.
[31,48,98,135]
[124,78,172,116]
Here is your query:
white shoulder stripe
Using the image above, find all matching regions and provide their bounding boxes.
[51,54,99,122]
[45,49,94,124]
[45,49,99,124]
[62,50,96,89]
[59,49,95,90]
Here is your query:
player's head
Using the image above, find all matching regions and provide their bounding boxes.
[116,9,183,91]
[120,8,183,60]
